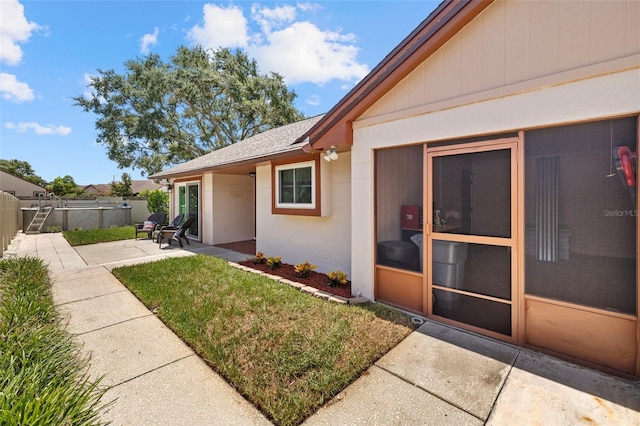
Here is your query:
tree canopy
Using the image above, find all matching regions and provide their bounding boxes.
[0,159,48,187]
[73,46,305,177]
[109,173,133,197]
[49,175,82,197]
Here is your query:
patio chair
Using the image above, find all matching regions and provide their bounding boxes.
[135,213,166,240]
[158,216,196,248]
[153,213,184,242]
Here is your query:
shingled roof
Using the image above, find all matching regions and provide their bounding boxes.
[150,114,324,179]
[82,180,164,196]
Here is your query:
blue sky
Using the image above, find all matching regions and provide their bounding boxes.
[1,0,440,185]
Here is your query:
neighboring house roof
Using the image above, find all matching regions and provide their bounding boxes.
[131,180,164,194]
[82,184,111,196]
[151,114,325,179]
[0,170,48,196]
[304,0,493,150]
[82,180,163,196]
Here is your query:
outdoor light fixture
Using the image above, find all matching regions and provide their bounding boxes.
[249,172,256,177]
[324,146,339,162]
[154,178,172,190]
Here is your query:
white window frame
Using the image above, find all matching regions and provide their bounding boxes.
[275,160,316,210]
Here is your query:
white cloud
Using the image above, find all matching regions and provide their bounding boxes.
[139,27,159,54]
[187,3,369,86]
[297,2,322,13]
[251,4,296,34]
[0,0,42,66]
[5,121,71,136]
[0,72,34,102]
[187,4,249,49]
[251,21,368,85]
[306,94,320,107]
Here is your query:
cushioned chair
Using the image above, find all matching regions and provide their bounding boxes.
[135,213,166,240]
[153,213,184,242]
[158,216,196,248]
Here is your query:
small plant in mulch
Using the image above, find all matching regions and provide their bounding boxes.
[294,261,316,278]
[253,251,266,264]
[327,270,348,287]
[266,256,282,270]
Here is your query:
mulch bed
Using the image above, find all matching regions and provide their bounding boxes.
[237,261,353,299]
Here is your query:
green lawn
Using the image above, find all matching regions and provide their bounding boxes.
[63,226,135,246]
[113,255,414,426]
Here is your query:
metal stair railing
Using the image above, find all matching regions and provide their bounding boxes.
[25,206,52,234]
[25,193,61,234]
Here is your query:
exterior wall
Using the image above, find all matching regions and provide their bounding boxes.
[23,207,132,231]
[257,152,351,277]
[351,67,640,300]
[211,174,255,244]
[0,171,47,197]
[362,0,640,120]
[171,172,253,246]
[201,173,214,244]
[125,198,152,224]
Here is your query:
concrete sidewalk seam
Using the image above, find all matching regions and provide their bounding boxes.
[373,363,486,422]
[105,354,197,390]
[484,349,520,422]
[54,289,132,307]
[74,313,155,337]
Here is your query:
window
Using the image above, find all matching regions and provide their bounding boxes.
[272,157,321,216]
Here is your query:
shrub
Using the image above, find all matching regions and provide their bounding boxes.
[266,256,282,270]
[253,251,266,264]
[46,226,62,233]
[294,261,316,278]
[0,257,112,423]
[327,270,348,287]
[140,189,169,219]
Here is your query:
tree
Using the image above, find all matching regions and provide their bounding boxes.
[73,46,304,177]
[140,189,169,218]
[48,175,81,196]
[110,173,133,196]
[0,159,48,187]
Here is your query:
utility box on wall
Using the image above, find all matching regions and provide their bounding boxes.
[401,205,422,229]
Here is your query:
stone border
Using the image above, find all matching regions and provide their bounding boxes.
[228,261,369,305]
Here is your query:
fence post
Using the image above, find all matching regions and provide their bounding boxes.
[1,191,20,256]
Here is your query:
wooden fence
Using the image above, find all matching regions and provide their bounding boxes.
[1,191,20,256]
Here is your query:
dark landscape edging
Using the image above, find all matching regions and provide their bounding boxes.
[227,262,369,305]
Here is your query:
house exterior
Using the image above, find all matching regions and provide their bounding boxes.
[0,170,48,198]
[153,0,639,377]
[151,114,352,277]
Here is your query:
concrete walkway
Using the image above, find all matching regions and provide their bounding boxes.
[4,233,640,425]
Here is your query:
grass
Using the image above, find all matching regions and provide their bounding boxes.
[0,257,112,425]
[113,255,414,426]
[63,225,135,246]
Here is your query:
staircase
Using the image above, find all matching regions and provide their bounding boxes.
[25,207,52,234]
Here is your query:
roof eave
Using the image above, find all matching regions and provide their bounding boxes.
[149,144,308,180]
[304,0,494,150]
